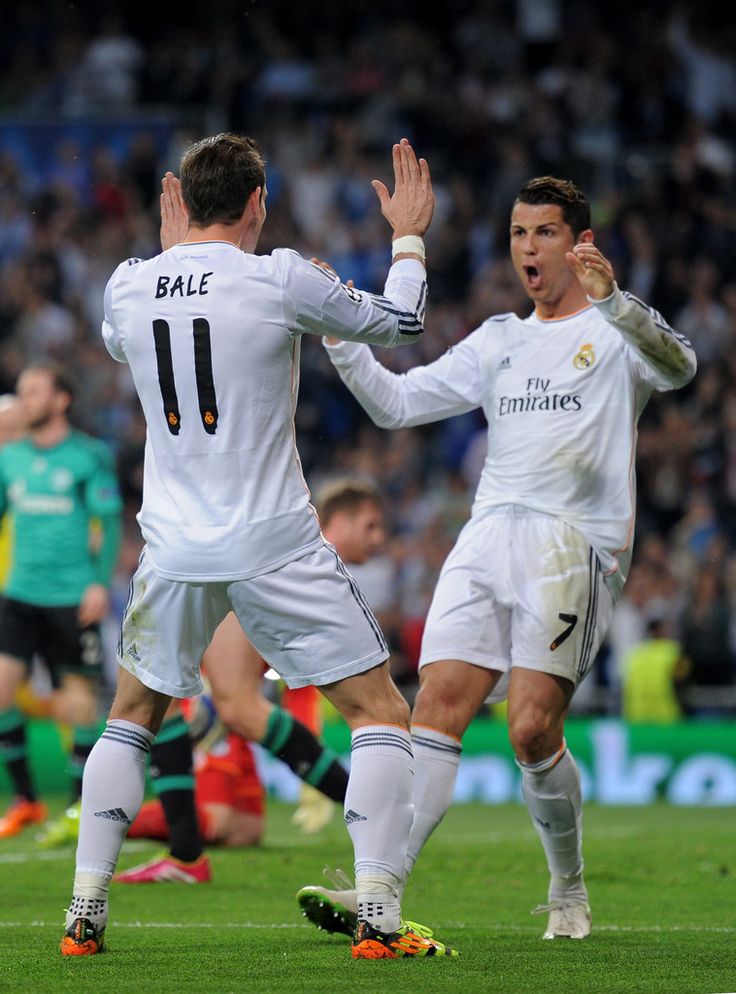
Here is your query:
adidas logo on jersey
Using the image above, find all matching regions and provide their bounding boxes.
[94,807,131,824]
[125,643,140,662]
[345,809,367,824]
[498,355,512,370]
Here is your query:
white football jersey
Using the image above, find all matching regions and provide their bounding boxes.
[325,290,696,594]
[102,243,427,581]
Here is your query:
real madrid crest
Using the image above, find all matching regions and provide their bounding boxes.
[573,343,595,370]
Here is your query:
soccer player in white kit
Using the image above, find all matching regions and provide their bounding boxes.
[61,133,458,960]
[297,177,697,941]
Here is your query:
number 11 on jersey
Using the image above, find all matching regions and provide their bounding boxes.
[152,318,219,435]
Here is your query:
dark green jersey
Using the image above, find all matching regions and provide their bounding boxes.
[0,430,123,606]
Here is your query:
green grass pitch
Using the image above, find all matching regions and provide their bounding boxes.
[0,801,733,994]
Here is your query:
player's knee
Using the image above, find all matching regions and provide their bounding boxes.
[381,687,411,728]
[203,805,231,844]
[508,712,557,764]
[52,696,92,727]
[0,657,28,708]
[109,670,170,733]
[345,680,409,729]
[358,692,409,729]
[214,695,264,740]
[211,695,237,730]
[413,671,468,732]
[415,675,462,712]
[54,678,98,726]
[0,682,17,710]
[322,661,410,729]
[223,815,263,847]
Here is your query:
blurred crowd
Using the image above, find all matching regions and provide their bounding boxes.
[0,0,735,716]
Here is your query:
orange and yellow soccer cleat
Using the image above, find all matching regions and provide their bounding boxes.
[60,918,105,956]
[351,919,459,959]
[0,797,48,838]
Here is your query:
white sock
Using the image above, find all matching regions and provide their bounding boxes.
[67,719,155,927]
[66,891,108,930]
[405,724,462,877]
[518,743,587,904]
[347,725,413,933]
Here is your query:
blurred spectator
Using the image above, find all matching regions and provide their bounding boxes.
[673,257,729,366]
[669,490,722,587]
[76,14,143,113]
[0,0,733,715]
[667,10,736,126]
[680,564,736,695]
[621,616,690,723]
[606,555,675,703]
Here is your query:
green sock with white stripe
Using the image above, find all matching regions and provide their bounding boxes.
[0,705,37,801]
[150,715,202,862]
[260,706,348,802]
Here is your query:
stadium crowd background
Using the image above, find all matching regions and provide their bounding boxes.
[0,0,734,716]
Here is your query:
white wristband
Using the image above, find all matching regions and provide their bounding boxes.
[391,235,425,261]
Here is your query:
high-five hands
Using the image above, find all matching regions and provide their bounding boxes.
[372,138,434,239]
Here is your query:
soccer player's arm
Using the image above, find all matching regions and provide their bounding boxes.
[568,243,696,388]
[0,459,7,522]
[90,513,123,590]
[80,445,123,625]
[280,251,428,349]
[322,329,487,429]
[101,265,131,364]
[86,446,123,588]
[592,287,697,389]
[0,461,10,590]
[284,136,433,347]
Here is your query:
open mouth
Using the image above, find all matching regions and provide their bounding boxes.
[524,264,542,288]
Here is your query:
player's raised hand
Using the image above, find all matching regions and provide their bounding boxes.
[372,138,434,238]
[160,171,189,250]
[566,243,615,300]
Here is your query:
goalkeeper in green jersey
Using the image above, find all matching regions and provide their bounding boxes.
[0,363,122,841]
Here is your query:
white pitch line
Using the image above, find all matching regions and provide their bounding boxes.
[1,920,733,934]
[0,850,76,864]
[0,827,649,865]
[446,923,736,934]
[1,921,310,930]
[597,925,736,934]
[0,841,153,863]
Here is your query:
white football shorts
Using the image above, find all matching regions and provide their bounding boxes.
[117,544,389,697]
[419,505,615,702]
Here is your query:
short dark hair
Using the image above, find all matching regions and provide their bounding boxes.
[180,133,266,227]
[18,361,76,405]
[515,176,591,237]
[316,479,383,527]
